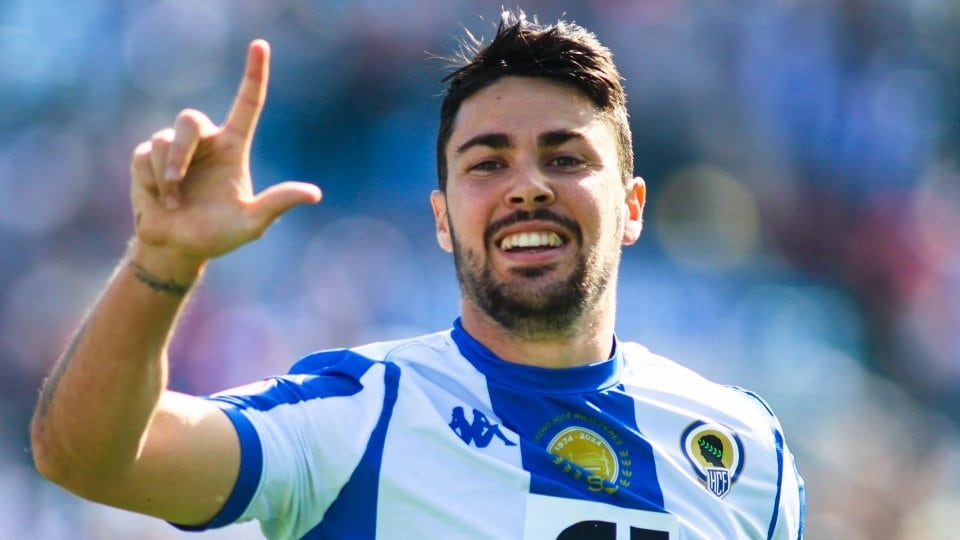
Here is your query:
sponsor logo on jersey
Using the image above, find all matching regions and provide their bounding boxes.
[537,413,633,496]
[680,421,744,498]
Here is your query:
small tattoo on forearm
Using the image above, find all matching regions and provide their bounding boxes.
[129,262,190,297]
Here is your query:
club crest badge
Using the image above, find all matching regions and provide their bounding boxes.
[680,421,744,498]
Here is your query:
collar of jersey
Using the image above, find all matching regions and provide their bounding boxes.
[450,317,624,394]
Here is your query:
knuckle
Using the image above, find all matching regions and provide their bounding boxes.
[150,128,174,146]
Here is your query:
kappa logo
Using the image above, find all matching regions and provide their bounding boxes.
[449,406,517,448]
[680,421,744,498]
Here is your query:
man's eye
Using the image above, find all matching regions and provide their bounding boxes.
[551,156,584,169]
[471,160,503,172]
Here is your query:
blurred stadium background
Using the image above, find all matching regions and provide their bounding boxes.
[2,0,958,538]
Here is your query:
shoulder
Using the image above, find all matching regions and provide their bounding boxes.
[617,341,713,392]
[205,330,457,413]
[618,342,804,532]
[352,329,458,364]
[617,341,783,433]
[289,329,456,374]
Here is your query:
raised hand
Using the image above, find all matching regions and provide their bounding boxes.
[130,39,321,267]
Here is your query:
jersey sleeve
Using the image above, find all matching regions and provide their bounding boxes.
[774,438,806,540]
[735,388,806,540]
[172,349,395,539]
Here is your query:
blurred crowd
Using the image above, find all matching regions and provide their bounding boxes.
[1,0,958,538]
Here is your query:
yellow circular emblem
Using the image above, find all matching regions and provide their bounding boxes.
[548,426,619,482]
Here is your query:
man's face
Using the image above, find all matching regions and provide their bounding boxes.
[431,76,644,338]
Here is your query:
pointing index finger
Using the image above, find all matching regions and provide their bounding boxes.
[224,39,270,142]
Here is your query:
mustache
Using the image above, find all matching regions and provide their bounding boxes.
[484,208,582,246]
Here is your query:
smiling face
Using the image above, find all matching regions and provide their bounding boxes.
[431,76,645,339]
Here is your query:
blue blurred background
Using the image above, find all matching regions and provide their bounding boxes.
[2,1,958,538]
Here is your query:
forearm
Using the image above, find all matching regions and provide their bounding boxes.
[30,240,205,490]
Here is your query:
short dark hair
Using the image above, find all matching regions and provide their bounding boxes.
[436,10,633,191]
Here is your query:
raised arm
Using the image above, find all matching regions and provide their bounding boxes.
[29,40,321,526]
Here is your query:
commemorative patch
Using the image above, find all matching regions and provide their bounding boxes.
[680,421,744,498]
[535,412,634,496]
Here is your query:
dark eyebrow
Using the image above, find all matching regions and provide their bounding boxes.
[538,129,584,148]
[454,129,586,156]
[455,133,512,155]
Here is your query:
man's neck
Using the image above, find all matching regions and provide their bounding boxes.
[459,302,616,369]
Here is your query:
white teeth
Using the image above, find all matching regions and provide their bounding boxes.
[500,231,563,250]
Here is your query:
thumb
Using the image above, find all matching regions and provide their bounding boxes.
[247,181,322,233]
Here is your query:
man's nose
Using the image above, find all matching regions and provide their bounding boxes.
[504,167,555,209]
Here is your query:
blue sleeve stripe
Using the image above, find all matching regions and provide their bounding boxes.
[169,405,263,531]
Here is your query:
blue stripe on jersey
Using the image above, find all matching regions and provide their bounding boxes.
[451,320,667,513]
[305,361,401,539]
[489,386,667,512]
[208,349,376,412]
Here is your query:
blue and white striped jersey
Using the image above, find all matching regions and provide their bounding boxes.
[179,319,804,539]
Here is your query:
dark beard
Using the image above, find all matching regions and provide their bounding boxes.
[455,248,592,337]
[450,211,612,338]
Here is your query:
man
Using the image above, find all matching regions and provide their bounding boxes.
[30,11,805,539]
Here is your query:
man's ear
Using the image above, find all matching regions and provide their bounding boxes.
[430,190,454,253]
[622,177,646,245]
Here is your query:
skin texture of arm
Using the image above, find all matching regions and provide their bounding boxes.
[29,40,321,526]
